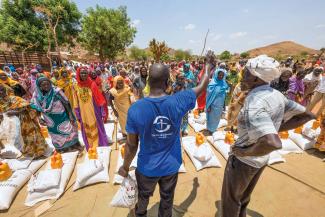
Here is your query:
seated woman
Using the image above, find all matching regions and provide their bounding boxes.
[206,69,229,134]
[0,71,26,97]
[0,84,48,158]
[109,76,133,136]
[73,67,109,150]
[31,77,83,153]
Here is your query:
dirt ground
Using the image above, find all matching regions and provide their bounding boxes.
[1,103,325,217]
[1,125,325,217]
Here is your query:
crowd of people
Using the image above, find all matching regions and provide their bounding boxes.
[0,53,324,216]
[0,55,325,153]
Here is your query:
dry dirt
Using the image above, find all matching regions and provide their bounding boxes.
[247,41,319,57]
[1,125,325,217]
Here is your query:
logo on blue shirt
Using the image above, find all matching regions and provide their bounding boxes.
[152,116,173,139]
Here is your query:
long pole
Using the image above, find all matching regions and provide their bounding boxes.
[200,29,210,57]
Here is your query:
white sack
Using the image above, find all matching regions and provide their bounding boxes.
[110,175,138,208]
[182,136,222,171]
[73,147,111,191]
[0,159,46,210]
[25,151,78,206]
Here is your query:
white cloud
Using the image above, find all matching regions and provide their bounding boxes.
[131,19,141,27]
[184,24,196,31]
[229,32,247,39]
[315,24,325,28]
[242,9,249,13]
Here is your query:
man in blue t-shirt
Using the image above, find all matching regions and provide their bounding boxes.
[118,52,216,217]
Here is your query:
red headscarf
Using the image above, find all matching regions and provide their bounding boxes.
[93,76,103,87]
[76,67,105,106]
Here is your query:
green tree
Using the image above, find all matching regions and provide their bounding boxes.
[0,0,46,52]
[149,38,170,62]
[160,53,172,62]
[79,5,136,61]
[174,49,192,61]
[240,52,250,59]
[219,50,232,60]
[34,0,82,63]
[129,46,147,61]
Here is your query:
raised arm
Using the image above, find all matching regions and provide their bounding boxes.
[192,51,216,97]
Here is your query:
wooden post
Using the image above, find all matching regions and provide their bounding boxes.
[114,120,118,150]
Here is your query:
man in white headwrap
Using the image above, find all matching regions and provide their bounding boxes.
[221,55,316,217]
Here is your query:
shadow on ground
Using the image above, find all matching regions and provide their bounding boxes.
[128,177,199,217]
[214,200,264,217]
[306,149,325,160]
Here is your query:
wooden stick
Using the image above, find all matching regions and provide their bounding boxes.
[200,29,210,57]
[114,120,118,150]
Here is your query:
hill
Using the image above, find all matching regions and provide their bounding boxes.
[247,41,319,57]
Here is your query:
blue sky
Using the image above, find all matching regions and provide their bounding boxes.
[75,0,325,54]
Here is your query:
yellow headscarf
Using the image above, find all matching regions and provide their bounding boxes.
[56,68,72,89]
[0,70,18,87]
[0,84,28,112]
[110,76,130,98]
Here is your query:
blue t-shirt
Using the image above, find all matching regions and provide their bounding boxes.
[126,89,196,177]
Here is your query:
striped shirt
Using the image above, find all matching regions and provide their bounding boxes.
[233,85,306,168]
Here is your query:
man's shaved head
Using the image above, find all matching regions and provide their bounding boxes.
[149,63,170,89]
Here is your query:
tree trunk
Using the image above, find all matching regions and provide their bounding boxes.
[53,29,61,66]
[99,44,104,62]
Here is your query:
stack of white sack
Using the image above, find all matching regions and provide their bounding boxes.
[207,131,286,165]
[0,158,46,210]
[25,151,78,206]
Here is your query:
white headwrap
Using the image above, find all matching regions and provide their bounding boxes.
[246,55,281,83]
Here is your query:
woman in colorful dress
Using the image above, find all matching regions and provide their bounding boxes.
[288,69,305,104]
[90,69,109,122]
[73,67,108,150]
[0,84,48,158]
[57,68,75,109]
[109,76,133,136]
[0,70,26,97]
[31,77,82,153]
[206,69,229,134]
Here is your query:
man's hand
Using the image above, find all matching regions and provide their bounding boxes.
[118,166,129,178]
[192,50,216,97]
[205,50,217,67]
